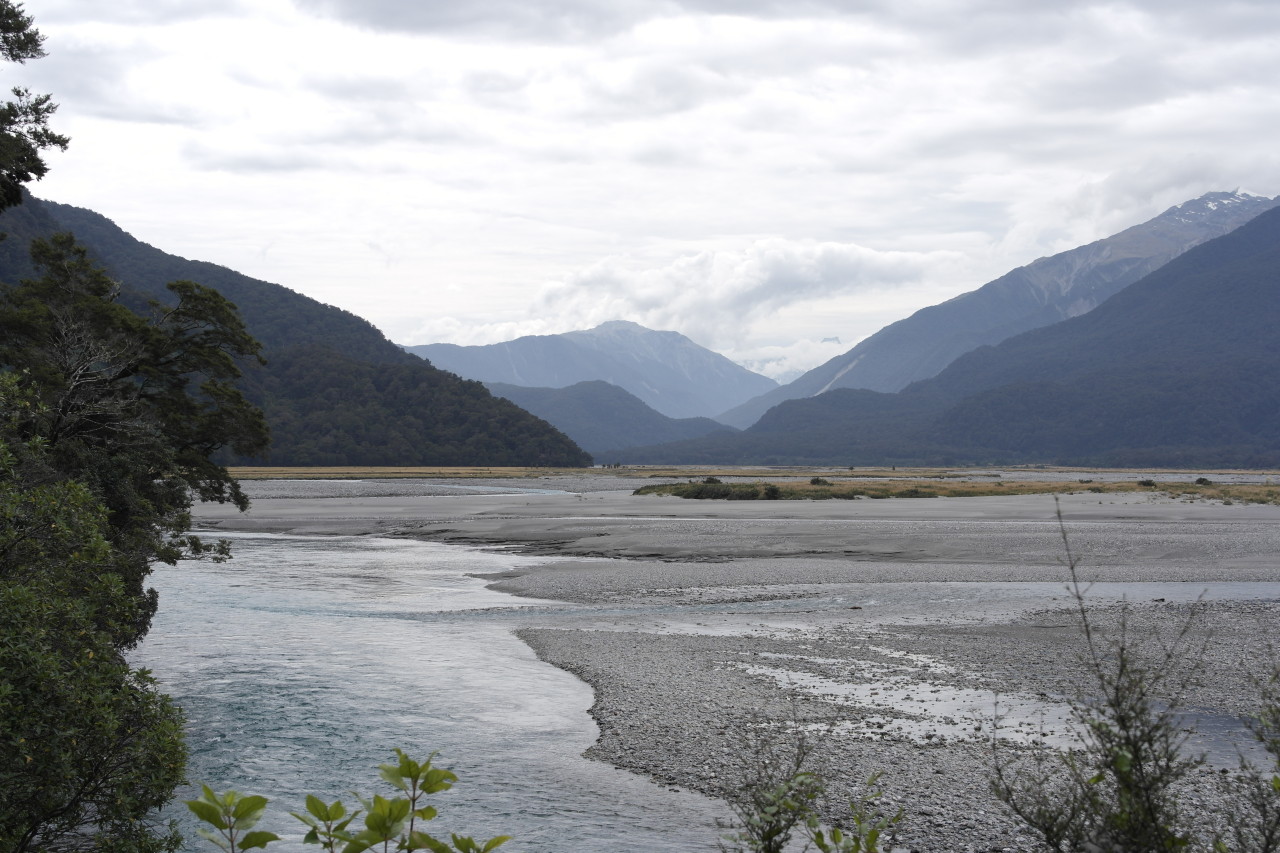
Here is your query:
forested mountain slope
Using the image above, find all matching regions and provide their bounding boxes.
[0,195,591,466]
[719,191,1278,428]
[622,203,1280,467]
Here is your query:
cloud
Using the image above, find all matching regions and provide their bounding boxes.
[182,142,347,173]
[527,239,955,352]
[37,0,249,25]
[721,337,849,382]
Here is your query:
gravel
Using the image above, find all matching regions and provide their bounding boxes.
[199,474,1280,852]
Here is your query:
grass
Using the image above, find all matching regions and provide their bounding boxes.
[225,466,1280,505]
[635,478,1280,504]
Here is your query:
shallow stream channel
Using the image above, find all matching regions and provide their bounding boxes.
[134,532,727,852]
[135,524,1277,851]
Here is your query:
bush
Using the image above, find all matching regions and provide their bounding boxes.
[187,750,509,853]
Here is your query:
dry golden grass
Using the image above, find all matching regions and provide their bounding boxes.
[637,476,1280,504]
[226,466,1280,504]
[227,466,588,480]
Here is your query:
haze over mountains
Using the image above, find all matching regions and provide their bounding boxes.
[620,202,1280,467]
[719,191,1280,428]
[404,320,776,419]
[4,186,1275,469]
[485,381,735,457]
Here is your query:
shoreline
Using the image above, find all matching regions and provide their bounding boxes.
[194,474,1280,852]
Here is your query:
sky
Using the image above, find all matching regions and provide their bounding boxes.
[15,0,1280,381]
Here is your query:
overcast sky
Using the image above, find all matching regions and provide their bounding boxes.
[17,0,1280,380]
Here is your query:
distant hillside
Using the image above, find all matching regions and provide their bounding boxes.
[719,191,1279,428]
[404,320,776,419]
[621,204,1280,467]
[0,195,592,467]
[486,380,736,457]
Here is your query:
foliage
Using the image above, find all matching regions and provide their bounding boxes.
[0,376,187,853]
[719,707,900,853]
[0,1,68,212]
[0,233,269,644]
[1219,672,1280,852]
[991,504,1206,852]
[187,750,510,853]
[806,773,903,853]
[248,345,590,467]
[186,788,279,853]
[0,196,594,468]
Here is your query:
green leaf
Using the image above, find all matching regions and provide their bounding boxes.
[195,827,233,851]
[232,794,271,826]
[240,830,281,849]
[306,793,330,819]
[187,798,229,829]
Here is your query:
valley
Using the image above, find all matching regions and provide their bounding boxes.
[191,468,1280,852]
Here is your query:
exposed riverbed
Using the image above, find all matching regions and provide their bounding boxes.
[179,473,1280,852]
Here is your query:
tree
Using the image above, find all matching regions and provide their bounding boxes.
[0,0,69,212]
[0,233,269,645]
[0,232,268,848]
[0,376,187,853]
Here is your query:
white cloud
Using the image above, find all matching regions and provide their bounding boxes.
[530,239,954,351]
[19,0,1280,381]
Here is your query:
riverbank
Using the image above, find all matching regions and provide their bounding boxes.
[194,471,1280,852]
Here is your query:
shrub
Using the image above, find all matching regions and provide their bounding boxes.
[187,750,509,853]
[992,501,1207,851]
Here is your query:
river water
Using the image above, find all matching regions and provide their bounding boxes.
[133,532,726,852]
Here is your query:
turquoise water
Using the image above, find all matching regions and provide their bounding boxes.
[133,533,724,852]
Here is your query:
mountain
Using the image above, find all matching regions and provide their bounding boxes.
[0,195,592,467]
[403,320,776,419]
[718,191,1280,428]
[486,380,736,457]
[619,203,1280,467]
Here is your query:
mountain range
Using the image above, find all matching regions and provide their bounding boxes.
[404,320,776,419]
[718,191,1280,428]
[485,380,735,457]
[0,195,592,467]
[5,186,1275,469]
[618,202,1280,467]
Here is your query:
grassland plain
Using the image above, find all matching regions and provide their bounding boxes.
[199,467,1280,852]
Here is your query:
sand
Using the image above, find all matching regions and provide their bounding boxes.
[194,473,1280,852]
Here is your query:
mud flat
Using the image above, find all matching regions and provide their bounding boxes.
[196,473,1280,852]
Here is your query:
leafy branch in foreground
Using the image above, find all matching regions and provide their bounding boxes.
[719,706,902,853]
[1218,670,1280,852]
[992,499,1209,852]
[187,750,509,853]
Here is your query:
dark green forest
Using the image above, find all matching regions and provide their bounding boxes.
[0,195,592,468]
[620,206,1280,468]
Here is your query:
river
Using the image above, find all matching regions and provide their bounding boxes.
[133,532,726,852]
